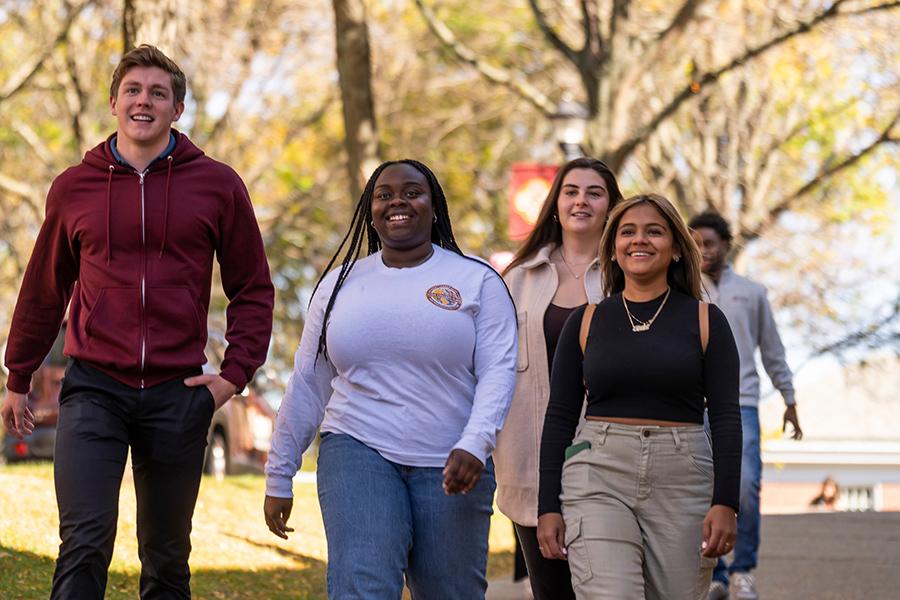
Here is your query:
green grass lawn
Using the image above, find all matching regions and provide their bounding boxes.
[0,462,514,599]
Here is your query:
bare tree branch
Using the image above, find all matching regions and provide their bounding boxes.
[609,0,896,167]
[0,173,43,221]
[0,0,92,102]
[201,5,268,148]
[414,0,557,115]
[742,110,900,243]
[528,0,579,64]
[11,123,56,169]
[581,0,603,62]
[845,1,900,17]
[614,0,704,128]
[654,0,705,45]
[812,294,900,356]
[0,173,40,199]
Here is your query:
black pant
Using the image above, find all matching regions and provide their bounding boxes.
[514,522,528,581]
[50,360,214,600]
[514,522,576,600]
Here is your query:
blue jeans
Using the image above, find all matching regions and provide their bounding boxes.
[713,406,762,584]
[316,432,495,599]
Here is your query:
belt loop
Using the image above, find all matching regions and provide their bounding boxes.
[672,428,682,450]
[596,422,610,446]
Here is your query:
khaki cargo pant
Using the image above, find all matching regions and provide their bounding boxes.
[560,420,717,599]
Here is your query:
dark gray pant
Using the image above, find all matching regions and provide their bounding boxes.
[50,360,214,600]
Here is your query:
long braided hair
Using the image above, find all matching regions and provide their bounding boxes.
[312,159,464,360]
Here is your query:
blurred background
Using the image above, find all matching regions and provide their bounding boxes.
[0,1,898,598]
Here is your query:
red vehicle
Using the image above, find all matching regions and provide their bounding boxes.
[204,385,276,478]
[2,330,276,474]
[2,360,65,462]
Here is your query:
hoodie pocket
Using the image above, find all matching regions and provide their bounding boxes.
[83,287,141,365]
[145,286,207,370]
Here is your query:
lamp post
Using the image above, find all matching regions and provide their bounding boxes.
[551,97,589,161]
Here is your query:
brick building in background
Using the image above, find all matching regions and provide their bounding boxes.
[759,354,900,513]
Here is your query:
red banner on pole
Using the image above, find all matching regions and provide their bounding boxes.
[508,163,558,240]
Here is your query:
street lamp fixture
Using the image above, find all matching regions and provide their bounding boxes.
[551,97,589,161]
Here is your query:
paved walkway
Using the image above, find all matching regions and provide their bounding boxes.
[487,511,900,599]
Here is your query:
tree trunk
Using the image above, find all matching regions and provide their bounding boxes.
[333,0,381,201]
[123,0,179,54]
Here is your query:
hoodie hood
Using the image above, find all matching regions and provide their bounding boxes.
[81,130,205,263]
[82,129,205,172]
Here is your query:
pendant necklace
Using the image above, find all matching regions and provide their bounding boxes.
[622,287,671,333]
[559,249,593,280]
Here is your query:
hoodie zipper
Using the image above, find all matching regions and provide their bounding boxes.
[138,169,148,389]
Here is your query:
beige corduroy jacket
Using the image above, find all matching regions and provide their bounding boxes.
[494,244,604,526]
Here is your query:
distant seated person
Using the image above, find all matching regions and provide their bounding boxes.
[810,477,841,511]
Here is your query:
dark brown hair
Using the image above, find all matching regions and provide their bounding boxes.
[503,157,623,274]
[599,193,703,299]
[109,44,186,104]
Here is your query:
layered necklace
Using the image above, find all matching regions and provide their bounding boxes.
[622,287,671,332]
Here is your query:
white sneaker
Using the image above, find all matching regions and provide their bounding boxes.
[706,580,729,600]
[730,572,758,600]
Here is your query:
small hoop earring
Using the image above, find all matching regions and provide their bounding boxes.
[433,214,438,224]
[552,213,559,223]
[674,255,681,262]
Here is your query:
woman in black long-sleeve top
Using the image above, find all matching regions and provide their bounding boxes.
[536,193,742,600]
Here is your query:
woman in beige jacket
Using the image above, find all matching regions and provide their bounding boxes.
[495,157,622,599]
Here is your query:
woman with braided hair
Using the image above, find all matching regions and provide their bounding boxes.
[263,160,518,599]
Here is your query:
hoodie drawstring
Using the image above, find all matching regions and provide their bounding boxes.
[159,156,174,258]
[106,165,114,265]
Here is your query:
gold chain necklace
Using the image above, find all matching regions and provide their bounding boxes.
[558,249,593,280]
[622,288,671,332]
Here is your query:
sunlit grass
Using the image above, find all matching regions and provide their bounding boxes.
[0,462,514,599]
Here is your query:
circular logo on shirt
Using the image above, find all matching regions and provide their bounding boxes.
[426,285,462,310]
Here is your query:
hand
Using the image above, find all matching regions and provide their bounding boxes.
[1,391,34,439]
[701,504,737,557]
[783,405,803,440]
[184,373,237,410]
[442,449,483,495]
[264,495,295,540]
[536,513,567,560]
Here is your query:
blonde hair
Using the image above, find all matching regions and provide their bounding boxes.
[599,193,703,299]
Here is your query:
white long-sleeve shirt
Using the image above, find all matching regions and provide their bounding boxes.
[265,245,518,497]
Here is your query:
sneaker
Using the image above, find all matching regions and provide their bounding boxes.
[706,580,729,600]
[730,572,759,600]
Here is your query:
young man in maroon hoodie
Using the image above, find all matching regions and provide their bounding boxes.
[1,45,274,599]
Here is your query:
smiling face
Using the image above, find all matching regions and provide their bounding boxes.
[110,66,184,152]
[614,202,680,284]
[556,168,610,238]
[370,163,435,254]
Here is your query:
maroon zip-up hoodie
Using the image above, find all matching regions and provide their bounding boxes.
[5,131,274,393]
